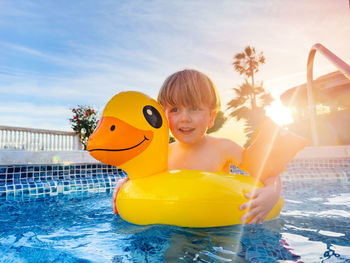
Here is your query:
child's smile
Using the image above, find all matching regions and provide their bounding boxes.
[178,127,195,134]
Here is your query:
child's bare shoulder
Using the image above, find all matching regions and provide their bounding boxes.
[207,136,243,164]
[207,136,241,149]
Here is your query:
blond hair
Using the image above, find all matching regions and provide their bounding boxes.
[158,69,221,111]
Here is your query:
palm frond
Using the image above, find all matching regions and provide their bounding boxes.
[228,106,251,121]
[259,92,274,107]
[239,80,254,96]
[259,53,265,64]
[227,97,246,109]
[234,52,245,60]
[244,46,253,57]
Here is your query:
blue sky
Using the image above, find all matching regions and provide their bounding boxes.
[1,0,349,144]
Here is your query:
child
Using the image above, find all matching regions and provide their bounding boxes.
[113,69,281,224]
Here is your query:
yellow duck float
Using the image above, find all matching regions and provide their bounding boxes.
[87,91,307,227]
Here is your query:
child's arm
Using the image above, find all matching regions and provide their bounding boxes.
[239,175,281,224]
[112,177,129,214]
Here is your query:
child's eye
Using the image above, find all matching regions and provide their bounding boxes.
[170,107,178,113]
[191,107,200,111]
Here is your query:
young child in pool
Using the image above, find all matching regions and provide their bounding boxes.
[113,69,281,224]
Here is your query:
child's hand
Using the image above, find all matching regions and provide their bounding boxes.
[239,177,281,224]
[112,177,129,214]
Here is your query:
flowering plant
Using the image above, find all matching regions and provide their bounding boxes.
[69,105,98,150]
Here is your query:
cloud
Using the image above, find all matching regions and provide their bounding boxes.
[1,0,349,132]
[0,102,72,131]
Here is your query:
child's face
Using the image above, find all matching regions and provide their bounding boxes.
[165,103,216,145]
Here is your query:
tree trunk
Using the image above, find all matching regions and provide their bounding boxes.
[250,69,257,111]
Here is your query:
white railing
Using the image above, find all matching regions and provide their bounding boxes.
[306,43,350,146]
[0,125,83,151]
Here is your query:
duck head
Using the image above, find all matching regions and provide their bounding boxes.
[87,91,169,179]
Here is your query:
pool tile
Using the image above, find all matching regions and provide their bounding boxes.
[1,158,348,200]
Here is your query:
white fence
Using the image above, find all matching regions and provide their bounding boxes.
[0,126,82,151]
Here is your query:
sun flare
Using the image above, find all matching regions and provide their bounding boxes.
[266,101,294,126]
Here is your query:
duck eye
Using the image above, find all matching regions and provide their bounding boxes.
[110,125,115,131]
[143,105,162,129]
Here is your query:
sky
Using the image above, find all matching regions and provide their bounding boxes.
[1,0,349,145]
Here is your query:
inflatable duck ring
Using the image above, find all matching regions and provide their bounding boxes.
[87,91,307,227]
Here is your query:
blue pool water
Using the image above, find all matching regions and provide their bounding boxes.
[1,179,350,263]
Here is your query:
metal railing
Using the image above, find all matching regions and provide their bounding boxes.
[0,125,82,151]
[306,43,350,146]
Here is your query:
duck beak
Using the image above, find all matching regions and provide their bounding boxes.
[87,116,153,166]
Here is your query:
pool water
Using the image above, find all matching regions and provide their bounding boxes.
[1,179,350,263]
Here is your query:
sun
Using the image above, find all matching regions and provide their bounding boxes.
[266,101,294,126]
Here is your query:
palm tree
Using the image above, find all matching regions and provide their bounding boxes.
[227,46,273,146]
[232,46,266,110]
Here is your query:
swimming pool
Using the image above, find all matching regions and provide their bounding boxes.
[1,159,350,262]
[1,179,349,262]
